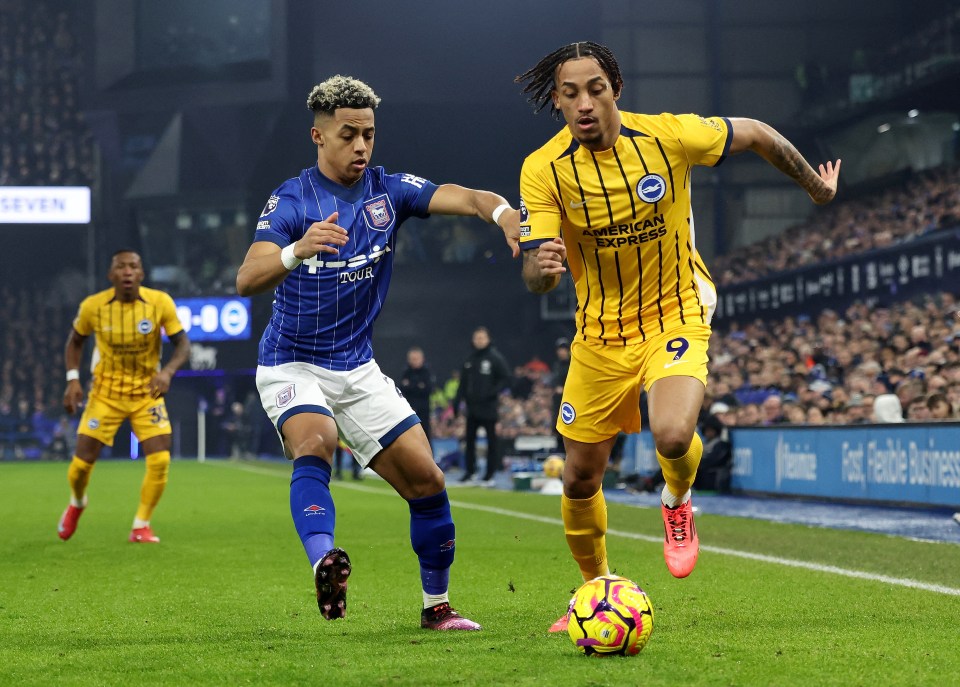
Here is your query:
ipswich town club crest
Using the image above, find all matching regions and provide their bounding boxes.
[363,195,393,230]
[276,384,295,408]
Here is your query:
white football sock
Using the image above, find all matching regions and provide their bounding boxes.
[661,485,691,509]
[423,591,449,609]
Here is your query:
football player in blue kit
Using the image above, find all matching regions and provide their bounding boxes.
[236,75,519,630]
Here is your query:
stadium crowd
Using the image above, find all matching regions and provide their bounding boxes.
[706,293,960,426]
[712,165,960,285]
[421,290,960,443]
[0,287,76,459]
[0,0,95,187]
[1,283,958,460]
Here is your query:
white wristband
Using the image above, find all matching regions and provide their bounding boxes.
[66,369,80,382]
[491,203,512,227]
[280,243,303,271]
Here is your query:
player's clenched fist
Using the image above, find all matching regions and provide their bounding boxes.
[537,237,567,275]
[294,211,349,258]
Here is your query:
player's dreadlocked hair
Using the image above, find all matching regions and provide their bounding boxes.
[515,42,623,119]
[306,75,381,115]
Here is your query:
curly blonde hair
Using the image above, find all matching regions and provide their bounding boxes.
[306,75,381,114]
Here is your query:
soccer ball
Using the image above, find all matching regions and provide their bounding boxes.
[542,454,565,479]
[566,575,654,656]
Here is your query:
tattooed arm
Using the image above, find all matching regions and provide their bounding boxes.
[727,118,841,205]
[522,238,566,294]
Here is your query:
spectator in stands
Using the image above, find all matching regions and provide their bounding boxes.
[694,414,732,493]
[709,401,737,427]
[873,394,905,423]
[738,403,762,425]
[926,393,955,420]
[905,396,931,421]
[509,362,538,401]
[761,395,786,425]
[782,402,807,424]
[945,383,960,417]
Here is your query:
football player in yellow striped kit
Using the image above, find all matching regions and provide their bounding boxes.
[58,249,191,544]
[515,42,840,628]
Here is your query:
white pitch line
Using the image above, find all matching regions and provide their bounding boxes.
[214,461,960,597]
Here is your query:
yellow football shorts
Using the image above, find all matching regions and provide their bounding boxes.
[78,393,172,446]
[557,323,711,443]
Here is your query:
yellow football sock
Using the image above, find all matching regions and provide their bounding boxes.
[135,451,170,522]
[657,432,703,500]
[561,489,609,582]
[67,456,95,504]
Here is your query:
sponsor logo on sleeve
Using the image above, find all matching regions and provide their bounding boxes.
[697,115,722,132]
[400,173,426,189]
[256,220,270,231]
[260,195,280,217]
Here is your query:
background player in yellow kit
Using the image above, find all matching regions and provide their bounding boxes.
[58,249,191,543]
[514,42,840,623]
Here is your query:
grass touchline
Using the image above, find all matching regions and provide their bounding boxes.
[213,460,960,597]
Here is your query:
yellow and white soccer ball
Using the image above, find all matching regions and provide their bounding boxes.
[566,575,654,656]
[542,455,565,479]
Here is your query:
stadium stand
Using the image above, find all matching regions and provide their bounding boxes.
[712,164,960,285]
[0,0,95,187]
[708,293,960,426]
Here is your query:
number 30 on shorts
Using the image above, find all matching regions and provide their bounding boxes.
[665,337,689,361]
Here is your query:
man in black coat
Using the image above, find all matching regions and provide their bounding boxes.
[399,346,435,446]
[454,327,510,484]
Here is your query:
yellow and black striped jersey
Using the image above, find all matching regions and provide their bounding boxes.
[72,286,183,400]
[519,111,731,345]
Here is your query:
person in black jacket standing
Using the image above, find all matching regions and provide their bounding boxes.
[455,327,510,484]
[399,346,435,447]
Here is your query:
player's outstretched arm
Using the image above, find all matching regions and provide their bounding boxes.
[236,212,348,296]
[149,331,191,399]
[63,329,87,414]
[428,184,520,258]
[522,238,566,294]
[727,118,840,205]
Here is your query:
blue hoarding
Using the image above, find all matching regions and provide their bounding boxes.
[623,424,960,508]
[730,425,960,508]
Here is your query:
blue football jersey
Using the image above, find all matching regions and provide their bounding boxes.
[253,164,437,370]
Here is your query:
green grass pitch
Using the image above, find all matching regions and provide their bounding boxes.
[2,459,958,686]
